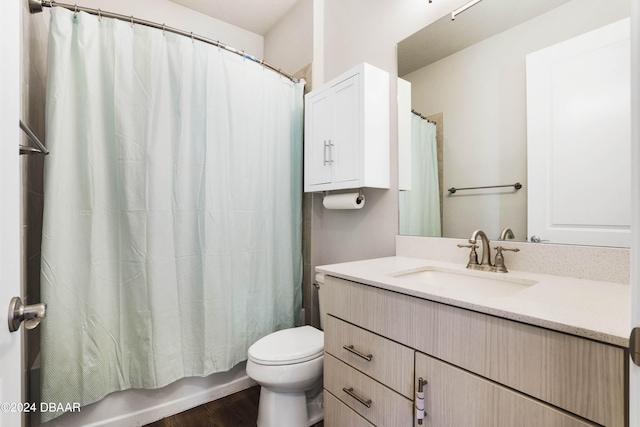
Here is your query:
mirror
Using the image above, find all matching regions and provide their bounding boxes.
[397,0,631,246]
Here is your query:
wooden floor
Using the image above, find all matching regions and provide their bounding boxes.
[145,386,324,427]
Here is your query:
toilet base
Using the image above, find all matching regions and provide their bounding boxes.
[256,387,324,427]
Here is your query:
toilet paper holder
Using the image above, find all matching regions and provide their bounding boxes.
[322,189,365,210]
[323,189,364,203]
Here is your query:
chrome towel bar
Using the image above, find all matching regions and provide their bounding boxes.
[448,182,522,194]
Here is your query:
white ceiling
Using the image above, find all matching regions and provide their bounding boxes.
[168,0,299,35]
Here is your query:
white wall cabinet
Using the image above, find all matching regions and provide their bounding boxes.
[323,275,626,427]
[304,63,389,192]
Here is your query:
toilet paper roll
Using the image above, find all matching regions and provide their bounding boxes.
[322,192,365,210]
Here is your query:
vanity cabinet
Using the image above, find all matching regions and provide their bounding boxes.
[323,275,627,427]
[304,63,389,192]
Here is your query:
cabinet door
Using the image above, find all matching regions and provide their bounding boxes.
[305,89,332,186]
[331,74,360,185]
[415,352,598,427]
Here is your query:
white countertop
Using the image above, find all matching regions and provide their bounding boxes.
[316,256,630,348]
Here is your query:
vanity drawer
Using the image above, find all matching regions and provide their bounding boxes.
[325,275,626,427]
[325,353,413,427]
[324,315,414,399]
[416,352,599,427]
[324,390,375,427]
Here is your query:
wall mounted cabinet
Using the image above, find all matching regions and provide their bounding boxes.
[304,63,390,192]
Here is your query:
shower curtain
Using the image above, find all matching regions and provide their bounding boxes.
[41,7,303,421]
[399,115,441,236]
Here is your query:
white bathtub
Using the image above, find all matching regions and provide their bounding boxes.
[35,360,255,427]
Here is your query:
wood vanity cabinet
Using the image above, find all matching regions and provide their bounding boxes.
[323,275,627,427]
[303,62,389,192]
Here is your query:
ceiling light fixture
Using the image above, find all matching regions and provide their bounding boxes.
[451,0,483,20]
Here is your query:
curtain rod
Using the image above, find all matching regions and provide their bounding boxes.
[28,0,299,83]
[19,120,49,155]
[411,109,437,125]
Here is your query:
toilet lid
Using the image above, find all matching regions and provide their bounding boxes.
[248,326,324,366]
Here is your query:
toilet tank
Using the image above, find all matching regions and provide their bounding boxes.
[315,274,326,330]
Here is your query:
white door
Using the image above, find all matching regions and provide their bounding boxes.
[630,3,640,426]
[331,74,360,185]
[526,18,631,247]
[0,0,25,426]
[304,89,332,188]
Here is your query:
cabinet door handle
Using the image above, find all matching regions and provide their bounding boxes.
[323,140,329,165]
[416,377,427,424]
[343,345,373,361]
[327,139,334,164]
[323,140,335,165]
[342,387,372,408]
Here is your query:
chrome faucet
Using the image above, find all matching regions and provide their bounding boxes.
[469,229,493,271]
[458,229,520,273]
[498,227,514,241]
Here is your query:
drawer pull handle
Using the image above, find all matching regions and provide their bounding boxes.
[343,345,373,361]
[343,387,372,408]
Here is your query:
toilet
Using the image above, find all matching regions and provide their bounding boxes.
[246,277,325,427]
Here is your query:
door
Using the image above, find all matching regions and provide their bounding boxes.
[304,89,332,188]
[415,352,597,426]
[0,0,25,425]
[331,74,360,185]
[630,2,640,427]
[526,18,631,247]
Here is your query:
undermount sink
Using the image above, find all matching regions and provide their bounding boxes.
[390,267,537,298]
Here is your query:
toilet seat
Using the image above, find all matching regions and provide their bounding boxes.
[248,326,324,366]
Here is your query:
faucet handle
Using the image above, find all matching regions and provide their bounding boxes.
[457,243,479,267]
[457,243,477,249]
[495,247,520,253]
[493,246,520,273]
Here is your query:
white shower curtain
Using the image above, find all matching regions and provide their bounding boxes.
[399,115,441,236]
[41,7,303,420]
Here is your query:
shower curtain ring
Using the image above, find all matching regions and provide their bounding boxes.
[73,4,78,17]
[190,32,194,42]
[162,23,165,35]
[130,15,134,27]
[97,8,102,20]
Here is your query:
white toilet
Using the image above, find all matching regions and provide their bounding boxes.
[246,278,325,427]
